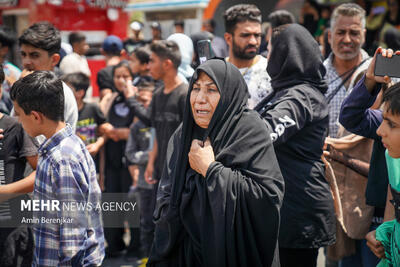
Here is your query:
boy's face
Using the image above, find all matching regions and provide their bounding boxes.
[13,101,40,137]
[129,53,148,75]
[138,90,152,109]
[149,53,165,81]
[20,44,59,71]
[377,104,400,158]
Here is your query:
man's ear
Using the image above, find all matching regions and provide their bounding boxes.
[327,29,332,46]
[224,32,232,48]
[31,110,44,124]
[51,53,61,68]
[163,58,174,70]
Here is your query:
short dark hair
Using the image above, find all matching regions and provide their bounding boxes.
[19,21,61,55]
[112,60,134,80]
[174,20,184,27]
[383,82,400,115]
[68,32,86,46]
[268,10,295,29]
[62,72,90,94]
[150,40,181,70]
[10,71,64,121]
[137,80,155,92]
[0,25,17,48]
[224,4,262,34]
[133,46,151,64]
[0,66,4,84]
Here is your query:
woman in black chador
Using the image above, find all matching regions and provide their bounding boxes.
[147,58,284,267]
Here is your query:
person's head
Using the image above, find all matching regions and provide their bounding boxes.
[102,35,123,57]
[384,27,400,51]
[190,71,220,129]
[129,46,151,76]
[167,33,194,79]
[328,3,366,61]
[130,21,143,37]
[136,81,154,108]
[151,22,162,40]
[267,10,295,42]
[0,25,17,64]
[62,72,90,101]
[19,21,61,71]
[377,83,400,158]
[149,40,181,80]
[223,4,262,60]
[10,71,64,137]
[112,60,134,93]
[202,19,216,33]
[174,20,185,34]
[267,24,327,92]
[69,31,89,56]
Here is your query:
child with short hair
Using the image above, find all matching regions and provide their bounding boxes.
[10,71,104,266]
[0,66,38,266]
[375,83,400,267]
[125,81,155,260]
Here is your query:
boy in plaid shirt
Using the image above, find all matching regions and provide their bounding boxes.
[10,71,104,266]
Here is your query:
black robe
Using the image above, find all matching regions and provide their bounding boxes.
[148,58,284,266]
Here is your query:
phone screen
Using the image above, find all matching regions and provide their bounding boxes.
[374,54,400,78]
[197,40,213,64]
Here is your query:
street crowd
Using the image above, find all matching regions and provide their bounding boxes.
[0,1,400,267]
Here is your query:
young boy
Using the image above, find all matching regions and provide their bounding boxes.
[10,71,104,266]
[374,83,400,266]
[62,72,106,157]
[0,67,38,266]
[125,81,154,261]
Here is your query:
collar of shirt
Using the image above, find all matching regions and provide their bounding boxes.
[325,49,370,77]
[38,124,73,156]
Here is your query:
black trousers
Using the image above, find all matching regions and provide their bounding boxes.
[279,247,319,267]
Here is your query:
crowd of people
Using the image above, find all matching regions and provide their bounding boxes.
[0,1,399,267]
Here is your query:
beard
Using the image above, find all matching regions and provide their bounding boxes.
[232,38,259,60]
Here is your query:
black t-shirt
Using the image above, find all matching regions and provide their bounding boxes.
[97,66,115,93]
[0,115,38,185]
[151,83,187,179]
[106,94,136,168]
[76,102,106,145]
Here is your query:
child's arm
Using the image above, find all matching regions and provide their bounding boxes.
[86,136,105,157]
[0,172,35,196]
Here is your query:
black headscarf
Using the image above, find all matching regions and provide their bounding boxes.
[267,23,328,93]
[148,58,284,266]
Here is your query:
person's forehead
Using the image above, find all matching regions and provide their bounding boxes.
[233,20,261,33]
[20,43,48,54]
[334,15,363,30]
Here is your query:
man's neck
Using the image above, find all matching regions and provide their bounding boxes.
[162,71,182,94]
[106,56,121,66]
[228,54,259,69]
[77,99,84,111]
[333,53,363,76]
[43,121,66,140]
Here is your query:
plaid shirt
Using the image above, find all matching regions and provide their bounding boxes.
[324,50,371,137]
[32,124,104,267]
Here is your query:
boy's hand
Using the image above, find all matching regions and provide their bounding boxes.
[86,143,100,156]
[366,230,385,259]
[145,162,157,184]
[365,47,400,91]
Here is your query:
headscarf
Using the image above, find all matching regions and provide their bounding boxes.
[267,23,328,93]
[167,33,195,80]
[149,58,284,266]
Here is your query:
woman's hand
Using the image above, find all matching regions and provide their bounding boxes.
[123,78,138,99]
[189,138,215,177]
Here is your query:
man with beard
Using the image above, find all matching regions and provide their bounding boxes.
[324,3,370,137]
[223,4,272,109]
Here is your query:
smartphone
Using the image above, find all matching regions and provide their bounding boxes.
[374,54,400,78]
[197,39,214,64]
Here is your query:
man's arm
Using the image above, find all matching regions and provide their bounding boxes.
[340,48,399,139]
[145,138,158,185]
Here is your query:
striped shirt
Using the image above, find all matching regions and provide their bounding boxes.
[32,124,104,267]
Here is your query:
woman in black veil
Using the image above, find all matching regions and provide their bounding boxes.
[147,58,284,267]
